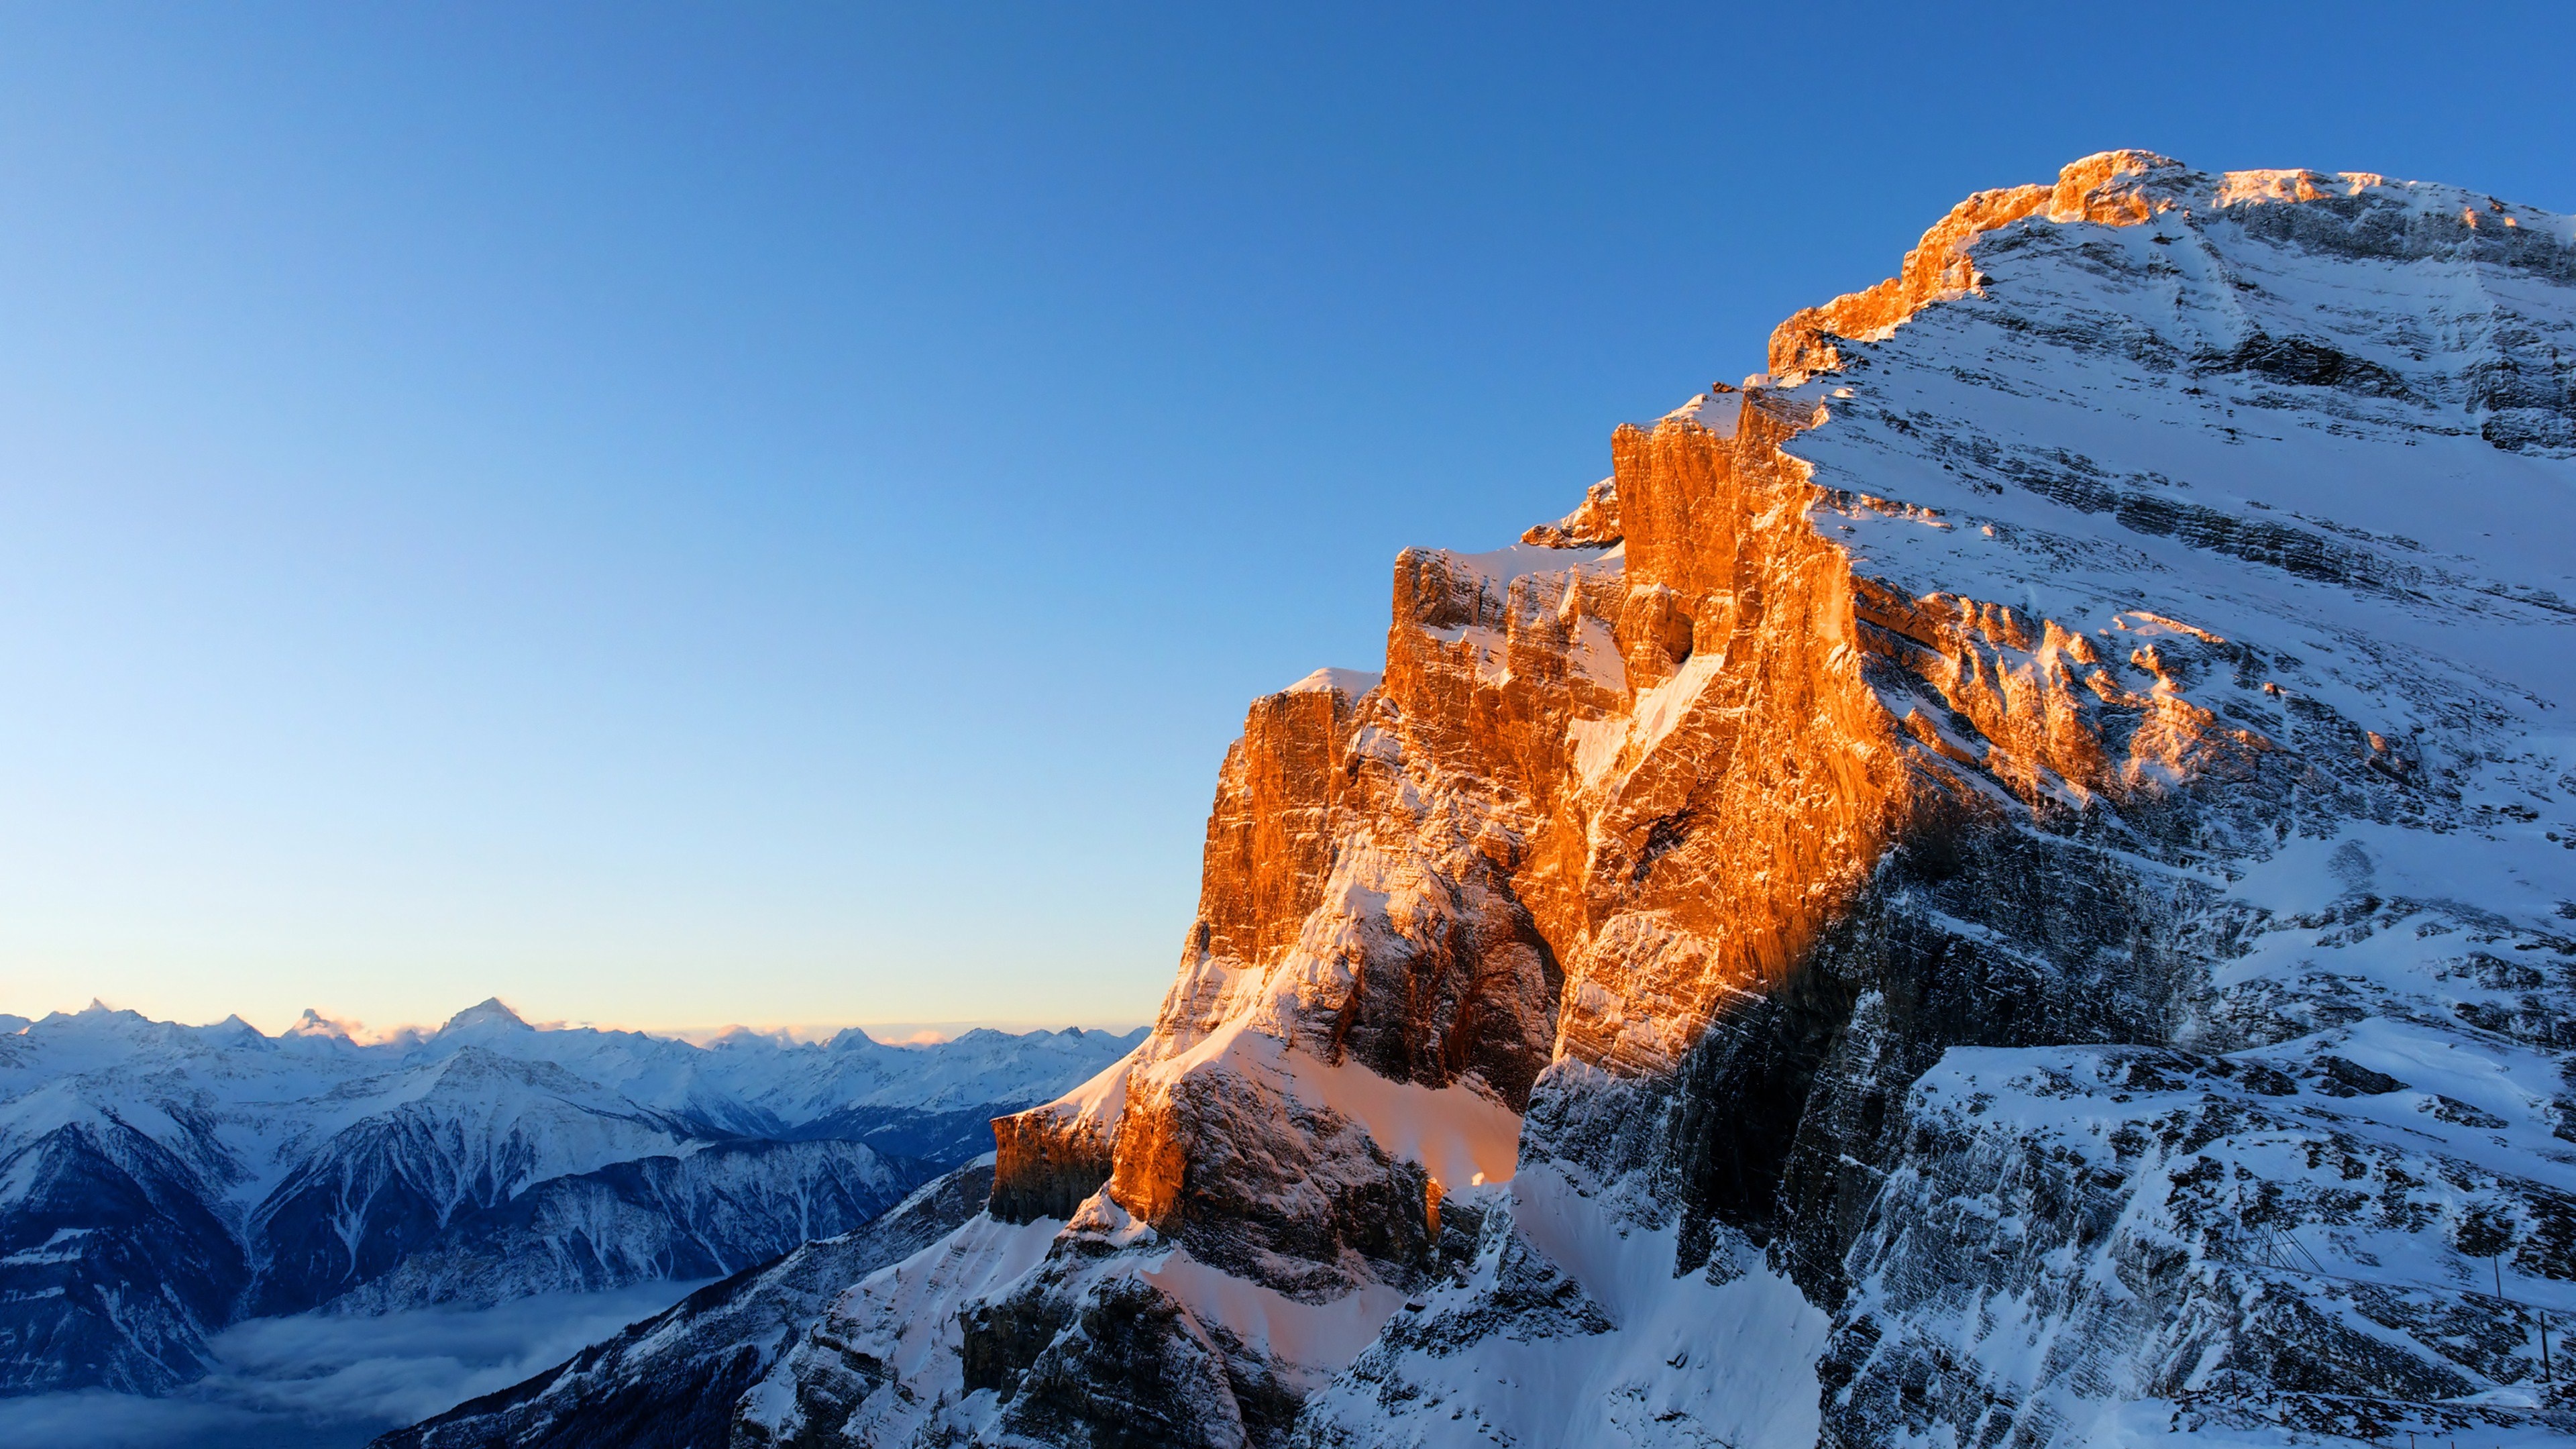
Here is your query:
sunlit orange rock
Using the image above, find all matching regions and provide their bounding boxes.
[945,148,2566,1448]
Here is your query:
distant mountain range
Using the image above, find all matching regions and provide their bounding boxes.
[0,998,1140,1397]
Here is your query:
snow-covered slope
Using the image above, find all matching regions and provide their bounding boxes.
[0,999,1141,1397]
[373,1162,996,1449]
[726,154,2576,1448]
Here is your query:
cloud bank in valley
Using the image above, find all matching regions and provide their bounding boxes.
[0,1282,705,1449]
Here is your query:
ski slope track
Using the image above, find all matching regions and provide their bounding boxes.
[0,998,1140,1397]
[729,153,2576,1448]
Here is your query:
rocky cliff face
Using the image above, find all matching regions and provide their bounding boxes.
[741,152,2576,1448]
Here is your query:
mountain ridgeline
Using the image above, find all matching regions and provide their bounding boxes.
[27,150,2576,1449]
[703,154,2576,1447]
[0,999,1141,1397]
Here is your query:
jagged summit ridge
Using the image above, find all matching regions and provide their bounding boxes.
[517,154,2576,1448]
[1774,149,2576,455]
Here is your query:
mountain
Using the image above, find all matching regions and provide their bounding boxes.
[717,154,2576,1447]
[0,1000,1142,1398]
[372,1162,996,1449]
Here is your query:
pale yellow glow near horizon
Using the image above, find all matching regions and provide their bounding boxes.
[1,941,1163,1045]
[1,994,1150,1044]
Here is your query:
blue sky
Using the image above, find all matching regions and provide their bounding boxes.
[1,3,2569,1036]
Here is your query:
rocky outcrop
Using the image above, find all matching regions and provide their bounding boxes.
[748,153,2576,1447]
[1765,150,2205,380]
[1519,475,1621,547]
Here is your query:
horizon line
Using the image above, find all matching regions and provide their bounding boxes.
[3,998,1156,1047]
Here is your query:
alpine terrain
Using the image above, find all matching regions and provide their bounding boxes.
[667,152,2576,1448]
[0,997,1140,1399]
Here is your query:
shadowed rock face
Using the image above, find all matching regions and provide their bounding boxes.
[783,152,2576,1448]
[0,1120,250,1395]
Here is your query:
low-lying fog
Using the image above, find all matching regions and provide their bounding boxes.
[1,1280,711,1449]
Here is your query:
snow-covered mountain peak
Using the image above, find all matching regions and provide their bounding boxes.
[282,1008,354,1041]
[0,998,1143,1397]
[775,155,2576,1448]
[42,1000,146,1034]
[202,1015,266,1047]
[821,1025,892,1055]
[435,996,533,1036]
[1772,150,2576,464]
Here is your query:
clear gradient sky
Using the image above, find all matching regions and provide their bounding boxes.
[2,3,2569,1036]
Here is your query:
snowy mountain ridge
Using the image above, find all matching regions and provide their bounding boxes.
[703,152,2576,1448]
[0,998,1142,1397]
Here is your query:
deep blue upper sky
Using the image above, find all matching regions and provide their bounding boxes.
[3,3,2568,1034]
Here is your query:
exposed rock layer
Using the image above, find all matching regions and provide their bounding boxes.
[773,152,2576,1448]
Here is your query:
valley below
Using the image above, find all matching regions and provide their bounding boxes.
[0,1002,1137,1446]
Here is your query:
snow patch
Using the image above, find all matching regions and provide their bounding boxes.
[1285,666,1383,698]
